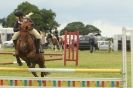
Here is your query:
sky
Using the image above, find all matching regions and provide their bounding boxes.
[0,0,133,37]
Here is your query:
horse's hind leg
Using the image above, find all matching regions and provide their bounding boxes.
[38,61,49,77]
[28,63,38,77]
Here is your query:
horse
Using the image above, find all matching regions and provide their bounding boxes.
[58,35,64,50]
[46,34,64,51]
[15,18,48,77]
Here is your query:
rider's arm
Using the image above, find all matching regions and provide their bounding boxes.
[13,21,19,32]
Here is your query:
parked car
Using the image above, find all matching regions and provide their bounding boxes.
[79,36,90,50]
[79,35,98,50]
[2,40,14,47]
[97,41,111,50]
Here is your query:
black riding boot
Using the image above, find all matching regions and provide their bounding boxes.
[36,39,44,54]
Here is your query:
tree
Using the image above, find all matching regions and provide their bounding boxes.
[85,24,101,35]
[60,21,101,35]
[0,18,7,27]
[31,9,59,32]
[60,22,85,35]
[6,1,59,32]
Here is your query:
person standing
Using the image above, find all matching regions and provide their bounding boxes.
[89,33,95,53]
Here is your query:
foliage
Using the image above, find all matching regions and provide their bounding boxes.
[3,1,59,32]
[60,22,84,35]
[60,21,101,35]
[0,18,8,27]
[31,9,59,32]
[85,24,101,34]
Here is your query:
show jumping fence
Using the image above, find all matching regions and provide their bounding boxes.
[0,67,122,87]
[0,28,133,87]
[64,31,79,66]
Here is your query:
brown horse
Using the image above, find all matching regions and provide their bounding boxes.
[47,34,64,50]
[15,18,48,77]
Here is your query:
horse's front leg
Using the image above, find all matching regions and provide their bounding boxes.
[16,56,23,66]
[26,59,32,67]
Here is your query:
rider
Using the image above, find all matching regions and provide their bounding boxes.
[53,29,59,42]
[46,31,52,45]
[12,9,43,54]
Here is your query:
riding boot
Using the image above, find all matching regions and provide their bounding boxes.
[13,40,18,56]
[36,39,44,54]
[40,45,44,53]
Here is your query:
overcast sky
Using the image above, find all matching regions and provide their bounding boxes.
[0,0,133,37]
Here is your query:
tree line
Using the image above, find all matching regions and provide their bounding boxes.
[0,1,101,35]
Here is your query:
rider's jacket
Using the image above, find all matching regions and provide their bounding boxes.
[47,33,52,39]
[53,30,58,36]
[13,20,20,32]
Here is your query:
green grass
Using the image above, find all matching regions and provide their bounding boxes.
[0,48,131,87]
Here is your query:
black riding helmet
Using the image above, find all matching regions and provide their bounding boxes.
[14,10,24,17]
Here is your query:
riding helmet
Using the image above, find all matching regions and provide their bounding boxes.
[14,10,24,17]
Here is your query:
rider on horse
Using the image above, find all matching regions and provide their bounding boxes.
[12,10,43,55]
[53,29,59,42]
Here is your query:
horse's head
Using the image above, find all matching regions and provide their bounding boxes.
[19,18,33,31]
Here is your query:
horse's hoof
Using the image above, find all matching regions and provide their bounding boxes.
[44,72,50,76]
[18,63,23,66]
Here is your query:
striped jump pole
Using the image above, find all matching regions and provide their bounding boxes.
[0,67,122,87]
[0,77,121,87]
[0,67,121,73]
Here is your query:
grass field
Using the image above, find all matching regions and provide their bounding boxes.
[0,48,131,87]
